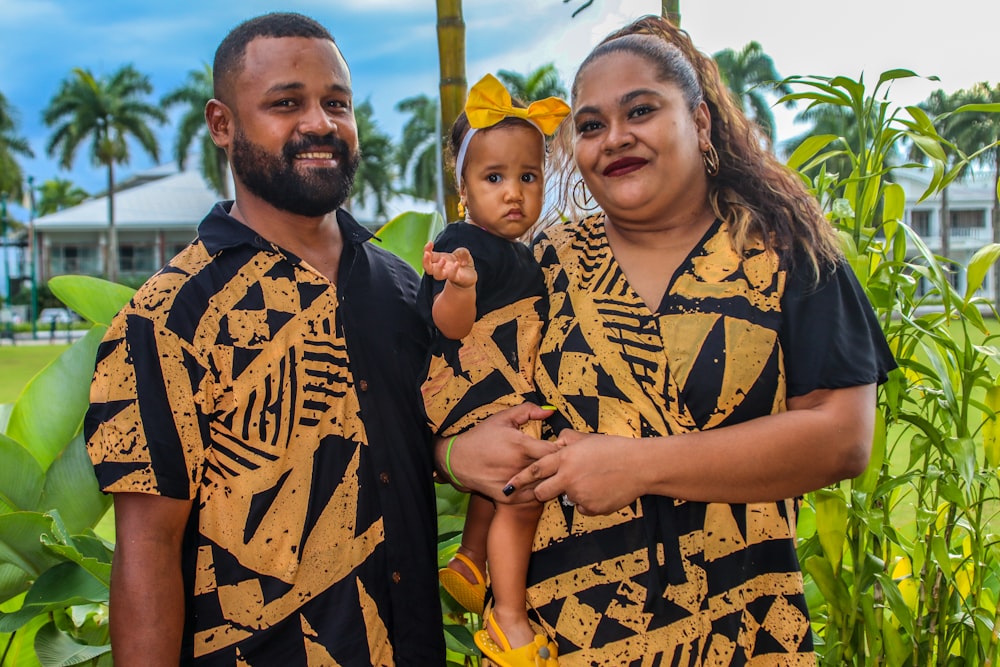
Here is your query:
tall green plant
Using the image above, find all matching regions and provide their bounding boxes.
[0,276,135,666]
[784,70,1000,665]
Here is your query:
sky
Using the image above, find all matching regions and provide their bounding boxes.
[0,0,994,219]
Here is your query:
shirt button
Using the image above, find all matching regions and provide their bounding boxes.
[359,380,369,391]
[379,472,390,484]
[392,571,401,584]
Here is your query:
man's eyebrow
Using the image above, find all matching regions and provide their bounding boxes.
[263,82,353,96]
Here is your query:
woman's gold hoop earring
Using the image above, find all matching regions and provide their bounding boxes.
[572,179,598,211]
[702,143,720,177]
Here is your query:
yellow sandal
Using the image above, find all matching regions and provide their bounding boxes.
[474,614,558,667]
[439,552,486,614]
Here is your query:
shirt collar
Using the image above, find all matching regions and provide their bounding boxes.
[199,201,376,256]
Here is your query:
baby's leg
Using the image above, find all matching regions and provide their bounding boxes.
[486,500,544,649]
[440,494,493,613]
[454,493,493,579]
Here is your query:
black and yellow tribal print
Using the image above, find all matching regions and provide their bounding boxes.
[420,222,546,438]
[527,214,814,666]
[87,218,405,665]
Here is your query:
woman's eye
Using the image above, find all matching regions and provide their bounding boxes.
[629,104,653,118]
[577,120,602,134]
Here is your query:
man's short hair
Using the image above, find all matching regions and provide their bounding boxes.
[213,12,336,103]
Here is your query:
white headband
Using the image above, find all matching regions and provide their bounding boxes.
[455,123,549,190]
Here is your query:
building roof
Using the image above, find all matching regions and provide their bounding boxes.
[32,163,440,233]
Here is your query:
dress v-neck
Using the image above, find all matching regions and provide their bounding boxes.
[596,214,723,315]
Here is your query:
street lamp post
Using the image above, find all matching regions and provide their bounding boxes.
[0,191,12,343]
[27,176,38,339]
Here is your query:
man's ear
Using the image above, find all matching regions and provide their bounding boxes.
[205,98,234,149]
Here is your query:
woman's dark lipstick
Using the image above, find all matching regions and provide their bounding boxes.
[603,157,647,177]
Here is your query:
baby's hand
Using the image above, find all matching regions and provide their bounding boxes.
[423,242,478,289]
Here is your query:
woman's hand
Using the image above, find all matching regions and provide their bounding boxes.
[436,403,560,504]
[508,430,643,516]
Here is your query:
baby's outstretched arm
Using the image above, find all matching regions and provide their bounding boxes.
[423,241,478,340]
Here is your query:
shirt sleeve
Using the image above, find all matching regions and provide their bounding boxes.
[85,310,209,500]
[780,259,897,398]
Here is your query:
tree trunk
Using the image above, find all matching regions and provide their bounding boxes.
[436,0,466,223]
[662,0,680,25]
[106,161,118,283]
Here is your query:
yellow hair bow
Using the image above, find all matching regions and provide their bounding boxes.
[465,73,570,136]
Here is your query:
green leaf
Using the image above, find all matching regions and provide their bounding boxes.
[0,512,61,577]
[984,385,1000,468]
[443,622,478,655]
[48,275,135,326]
[38,435,111,535]
[803,555,847,615]
[374,210,445,273]
[854,409,886,496]
[786,134,838,171]
[813,489,849,573]
[34,619,111,666]
[931,535,952,579]
[0,562,109,634]
[964,244,1000,301]
[0,435,44,513]
[40,534,112,589]
[0,563,30,605]
[5,327,105,470]
[0,612,46,667]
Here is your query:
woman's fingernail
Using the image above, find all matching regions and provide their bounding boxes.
[540,405,556,410]
[502,484,516,496]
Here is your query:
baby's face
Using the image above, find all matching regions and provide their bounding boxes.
[460,124,545,240]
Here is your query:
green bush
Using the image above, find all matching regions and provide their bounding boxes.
[785,70,1000,665]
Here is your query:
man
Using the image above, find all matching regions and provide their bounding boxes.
[85,13,444,665]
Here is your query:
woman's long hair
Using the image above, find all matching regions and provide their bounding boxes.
[551,15,841,277]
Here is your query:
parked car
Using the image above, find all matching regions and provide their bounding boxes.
[37,308,80,326]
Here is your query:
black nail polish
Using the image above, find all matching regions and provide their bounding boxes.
[502,484,515,496]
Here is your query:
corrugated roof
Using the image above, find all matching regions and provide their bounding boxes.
[32,166,216,232]
[31,163,441,232]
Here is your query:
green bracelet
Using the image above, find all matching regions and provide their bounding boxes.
[445,435,462,487]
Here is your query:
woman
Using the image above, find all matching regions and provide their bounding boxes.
[438,15,895,665]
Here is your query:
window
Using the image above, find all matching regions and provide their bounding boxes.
[951,209,986,229]
[910,210,931,236]
[119,244,157,274]
[50,245,99,275]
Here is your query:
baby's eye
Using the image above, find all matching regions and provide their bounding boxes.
[487,173,502,183]
[521,173,538,183]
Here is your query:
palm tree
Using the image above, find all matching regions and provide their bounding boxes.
[712,41,792,145]
[932,83,1000,300]
[162,64,230,198]
[43,65,166,283]
[350,99,395,221]
[396,94,439,202]
[0,91,34,203]
[436,0,466,222]
[496,63,567,103]
[783,103,861,181]
[35,178,89,216]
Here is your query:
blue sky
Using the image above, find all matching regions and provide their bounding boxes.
[0,0,994,218]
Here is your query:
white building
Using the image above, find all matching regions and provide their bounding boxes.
[896,169,998,299]
[29,163,437,285]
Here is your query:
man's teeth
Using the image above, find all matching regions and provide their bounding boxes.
[298,152,334,159]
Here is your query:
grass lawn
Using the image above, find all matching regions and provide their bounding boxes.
[0,343,72,404]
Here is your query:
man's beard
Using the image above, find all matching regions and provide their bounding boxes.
[230,128,360,217]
